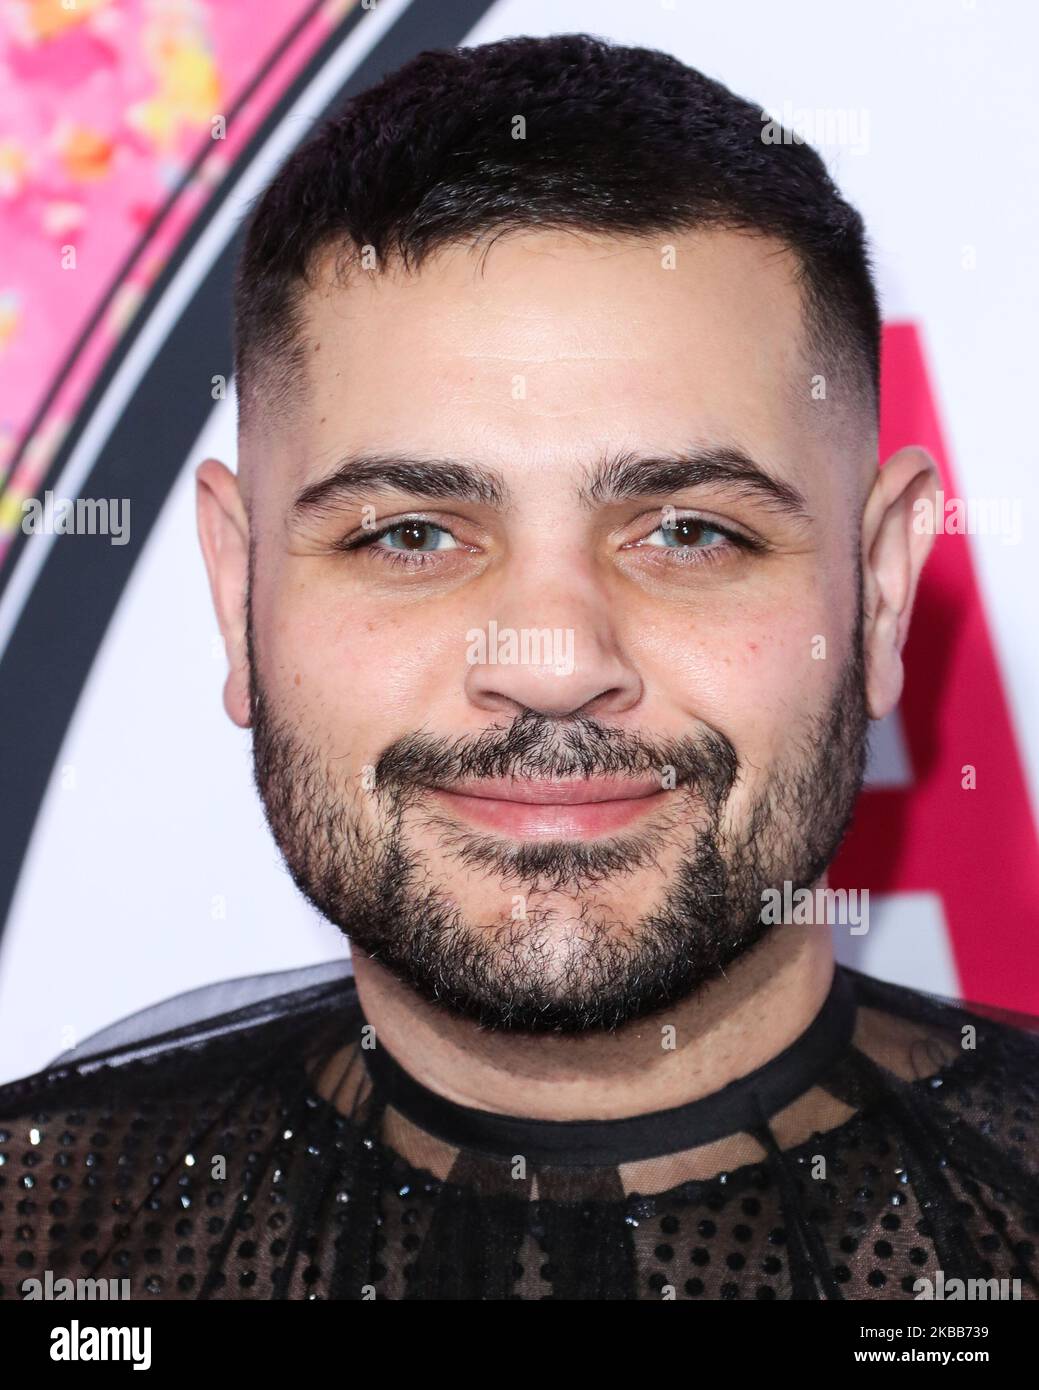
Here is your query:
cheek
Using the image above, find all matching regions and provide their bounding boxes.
[633,600,840,764]
[265,582,468,727]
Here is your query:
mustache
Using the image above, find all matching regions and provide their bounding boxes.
[373,709,739,810]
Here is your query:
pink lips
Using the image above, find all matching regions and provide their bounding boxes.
[429,776,669,839]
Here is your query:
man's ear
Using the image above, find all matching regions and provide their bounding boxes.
[196,458,251,728]
[861,444,941,721]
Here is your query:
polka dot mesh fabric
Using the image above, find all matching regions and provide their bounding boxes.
[1,963,1037,1300]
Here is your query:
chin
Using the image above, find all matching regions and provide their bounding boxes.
[437,866,660,921]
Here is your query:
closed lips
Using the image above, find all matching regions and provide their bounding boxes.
[427,777,671,839]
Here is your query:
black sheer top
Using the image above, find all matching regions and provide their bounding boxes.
[1,961,1037,1300]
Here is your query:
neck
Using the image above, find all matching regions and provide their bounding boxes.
[345,922,836,1122]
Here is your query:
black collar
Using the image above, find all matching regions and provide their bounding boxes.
[358,966,858,1167]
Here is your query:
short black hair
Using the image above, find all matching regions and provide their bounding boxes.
[233,32,880,438]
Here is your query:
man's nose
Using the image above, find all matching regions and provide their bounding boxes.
[462,588,642,721]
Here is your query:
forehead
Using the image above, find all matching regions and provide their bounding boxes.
[279,228,829,496]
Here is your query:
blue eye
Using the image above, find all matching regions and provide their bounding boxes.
[373,521,458,552]
[643,518,730,549]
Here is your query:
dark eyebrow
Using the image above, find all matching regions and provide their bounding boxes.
[578,446,811,519]
[291,444,810,523]
[291,452,510,518]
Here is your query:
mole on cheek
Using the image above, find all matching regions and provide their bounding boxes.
[294,672,301,686]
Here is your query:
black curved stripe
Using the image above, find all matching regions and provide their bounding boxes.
[0,0,500,944]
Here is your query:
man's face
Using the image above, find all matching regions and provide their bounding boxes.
[240,229,873,1032]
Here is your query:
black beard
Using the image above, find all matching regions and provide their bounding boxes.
[247,605,869,1035]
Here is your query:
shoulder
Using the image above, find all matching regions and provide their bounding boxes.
[838,962,1039,1095]
[842,963,1039,1039]
[0,963,361,1121]
[0,964,362,1302]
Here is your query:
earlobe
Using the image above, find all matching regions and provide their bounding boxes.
[865,606,905,719]
[224,666,252,729]
[195,457,252,730]
[861,445,940,722]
